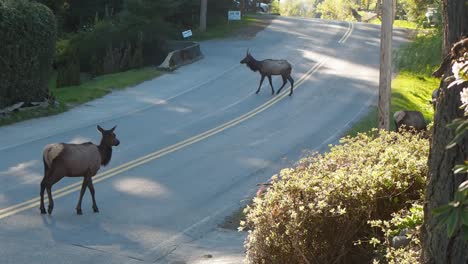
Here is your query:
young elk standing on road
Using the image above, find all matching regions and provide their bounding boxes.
[40,125,120,215]
[240,49,295,96]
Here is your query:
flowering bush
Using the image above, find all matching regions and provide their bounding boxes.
[243,130,429,263]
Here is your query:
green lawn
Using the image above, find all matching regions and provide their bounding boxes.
[347,73,438,136]
[346,29,441,136]
[0,67,162,127]
[368,18,420,30]
[53,67,162,106]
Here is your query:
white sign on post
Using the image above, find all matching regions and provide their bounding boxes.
[182,29,193,38]
[228,10,241,21]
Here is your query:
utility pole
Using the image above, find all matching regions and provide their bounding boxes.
[200,0,207,32]
[378,0,394,130]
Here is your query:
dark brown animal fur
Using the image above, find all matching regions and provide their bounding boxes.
[39,125,120,215]
[240,50,295,96]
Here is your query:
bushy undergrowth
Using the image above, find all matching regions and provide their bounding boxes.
[369,204,423,264]
[243,130,429,263]
[0,0,56,107]
[395,30,443,76]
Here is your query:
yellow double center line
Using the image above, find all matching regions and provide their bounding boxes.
[0,58,327,220]
[339,21,354,44]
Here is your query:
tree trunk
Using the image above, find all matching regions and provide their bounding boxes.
[442,0,468,56]
[200,0,207,32]
[421,78,468,264]
[421,2,468,262]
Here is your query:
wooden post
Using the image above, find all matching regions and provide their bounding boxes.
[200,0,207,32]
[378,0,394,130]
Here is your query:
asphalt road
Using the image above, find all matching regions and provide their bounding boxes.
[0,17,410,263]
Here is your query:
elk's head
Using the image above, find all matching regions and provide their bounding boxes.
[240,49,253,64]
[98,125,120,147]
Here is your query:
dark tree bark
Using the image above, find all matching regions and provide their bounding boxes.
[421,78,468,264]
[433,0,468,77]
[441,0,468,57]
[421,1,468,262]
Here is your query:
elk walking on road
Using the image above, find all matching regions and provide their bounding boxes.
[40,125,120,215]
[240,50,295,96]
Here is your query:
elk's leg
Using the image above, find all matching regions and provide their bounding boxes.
[267,75,275,95]
[287,76,295,96]
[256,75,266,94]
[40,179,47,214]
[40,158,49,214]
[76,176,89,215]
[46,184,54,215]
[276,75,288,95]
[87,177,99,213]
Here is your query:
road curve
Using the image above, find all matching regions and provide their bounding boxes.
[0,17,410,263]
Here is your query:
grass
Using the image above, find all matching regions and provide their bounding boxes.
[191,15,261,41]
[0,67,162,127]
[368,18,420,30]
[347,30,442,136]
[53,67,162,105]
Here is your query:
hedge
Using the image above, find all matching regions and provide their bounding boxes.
[242,130,429,263]
[0,0,56,108]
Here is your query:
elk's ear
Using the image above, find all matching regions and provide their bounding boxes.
[97,125,104,133]
[246,48,250,55]
[111,125,117,132]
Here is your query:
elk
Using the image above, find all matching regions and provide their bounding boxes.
[40,125,120,215]
[240,50,295,96]
[393,110,427,133]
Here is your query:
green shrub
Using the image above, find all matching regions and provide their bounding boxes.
[242,130,429,263]
[55,39,81,87]
[395,30,443,76]
[0,0,56,107]
[317,0,358,21]
[369,204,423,264]
[58,17,167,79]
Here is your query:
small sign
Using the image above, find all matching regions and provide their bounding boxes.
[182,30,192,38]
[228,10,241,21]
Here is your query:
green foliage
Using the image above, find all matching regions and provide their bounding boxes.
[243,130,429,263]
[317,0,358,21]
[369,204,423,264]
[0,0,57,108]
[280,0,318,17]
[398,0,440,24]
[270,0,279,14]
[395,30,443,76]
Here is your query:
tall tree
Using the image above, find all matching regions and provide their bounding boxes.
[422,1,468,263]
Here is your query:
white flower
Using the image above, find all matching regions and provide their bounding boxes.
[460,88,468,105]
[453,61,468,81]
[460,88,468,114]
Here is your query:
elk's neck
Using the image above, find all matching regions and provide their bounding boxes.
[247,58,261,72]
[98,141,113,166]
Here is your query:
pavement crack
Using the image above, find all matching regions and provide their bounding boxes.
[153,245,178,263]
[70,243,146,262]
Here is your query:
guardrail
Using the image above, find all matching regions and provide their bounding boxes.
[158,41,204,71]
